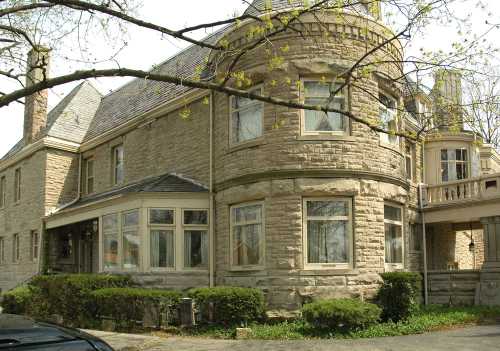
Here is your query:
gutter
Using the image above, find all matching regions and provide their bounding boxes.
[209,91,215,288]
[419,139,429,305]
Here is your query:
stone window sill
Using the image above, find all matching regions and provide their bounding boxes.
[229,266,265,272]
[228,138,266,153]
[299,268,359,275]
[296,134,356,142]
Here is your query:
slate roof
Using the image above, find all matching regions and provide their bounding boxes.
[244,0,371,16]
[60,173,208,211]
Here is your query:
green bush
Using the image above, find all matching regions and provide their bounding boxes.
[29,274,132,327]
[302,298,381,332]
[377,272,422,322]
[188,287,265,326]
[1,286,33,314]
[91,288,182,331]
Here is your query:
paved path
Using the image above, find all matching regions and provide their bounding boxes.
[87,325,500,351]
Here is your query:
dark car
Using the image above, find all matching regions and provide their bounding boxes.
[0,314,113,351]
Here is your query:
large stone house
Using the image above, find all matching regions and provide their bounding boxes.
[1,0,499,308]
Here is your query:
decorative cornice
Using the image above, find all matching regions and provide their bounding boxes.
[0,137,80,172]
[215,169,410,191]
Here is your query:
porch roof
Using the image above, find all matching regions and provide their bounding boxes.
[60,173,208,211]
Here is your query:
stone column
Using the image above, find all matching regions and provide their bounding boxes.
[479,216,500,305]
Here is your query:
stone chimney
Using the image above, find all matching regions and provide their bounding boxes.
[432,69,464,131]
[23,46,51,144]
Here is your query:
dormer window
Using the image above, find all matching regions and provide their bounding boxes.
[302,80,348,135]
[379,93,398,145]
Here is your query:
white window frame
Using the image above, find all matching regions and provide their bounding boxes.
[0,176,5,209]
[102,212,121,272]
[84,157,95,195]
[229,201,265,271]
[405,142,415,182]
[384,203,404,271]
[30,230,39,262]
[303,197,353,270]
[379,93,399,146]
[440,148,469,183]
[229,85,264,146]
[14,168,21,203]
[12,233,20,263]
[112,144,124,185]
[148,208,176,272]
[182,208,209,271]
[0,237,5,264]
[121,209,141,271]
[301,78,349,136]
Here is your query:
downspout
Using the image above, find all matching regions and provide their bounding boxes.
[419,139,429,305]
[209,91,215,288]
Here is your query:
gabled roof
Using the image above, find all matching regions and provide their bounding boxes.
[59,173,208,212]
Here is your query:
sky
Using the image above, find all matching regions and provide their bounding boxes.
[0,0,499,157]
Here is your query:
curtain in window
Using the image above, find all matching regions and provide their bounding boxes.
[233,224,261,265]
[151,230,174,268]
[184,230,208,268]
[307,221,347,263]
[304,82,344,132]
[385,223,403,263]
[123,230,140,269]
[232,95,263,143]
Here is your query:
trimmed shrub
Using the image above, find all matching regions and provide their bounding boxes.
[28,274,132,327]
[1,286,33,314]
[302,298,381,332]
[188,287,265,325]
[377,272,422,322]
[91,288,182,331]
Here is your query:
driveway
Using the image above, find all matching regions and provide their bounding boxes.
[87,325,500,351]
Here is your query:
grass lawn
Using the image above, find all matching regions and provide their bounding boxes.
[176,305,500,340]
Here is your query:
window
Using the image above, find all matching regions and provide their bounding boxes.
[0,176,5,208]
[230,87,264,144]
[304,199,352,268]
[405,142,416,182]
[0,237,5,264]
[230,203,264,268]
[183,209,209,269]
[30,230,39,261]
[149,209,175,269]
[84,158,95,194]
[441,148,468,182]
[102,214,119,270]
[14,168,21,203]
[384,204,403,266]
[112,145,124,185]
[12,233,20,263]
[303,80,347,134]
[58,232,73,261]
[379,93,398,145]
[122,210,140,270]
[409,224,422,252]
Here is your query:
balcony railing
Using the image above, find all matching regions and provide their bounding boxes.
[423,173,500,207]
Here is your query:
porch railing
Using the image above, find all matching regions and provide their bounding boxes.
[423,173,500,207]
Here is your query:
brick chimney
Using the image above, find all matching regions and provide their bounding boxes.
[23,46,51,144]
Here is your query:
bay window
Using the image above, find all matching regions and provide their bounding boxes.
[230,87,264,144]
[183,210,209,269]
[379,93,398,145]
[231,202,264,268]
[102,213,119,270]
[122,210,140,270]
[149,209,175,269]
[441,148,468,182]
[304,198,352,268]
[303,80,347,134]
[384,204,403,267]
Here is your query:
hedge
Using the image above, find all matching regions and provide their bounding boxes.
[28,274,132,327]
[91,288,182,331]
[377,272,422,322]
[302,298,382,332]
[1,286,34,315]
[188,287,265,325]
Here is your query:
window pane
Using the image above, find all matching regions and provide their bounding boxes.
[123,211,139,227]
[103,233,119,269]
[123,230,140,269]
[233,224,261,266]
[234,205,262,223]
[103,214,118,232]
[307,200,347,217]
[184,210,208,225]
[406,156,412,180]
[232,104,263,143]
[410,224,422,252]
[150,209,174,225]
[87,178,94,194]
[307,220,348,263]
[441,161,449,182]
[384,205,401,222]
[385,223,403,263]
[114,145,124,184]
[304,81,345,132]
[87,160,94,177]
[151,230,174,268]
[184,230,208,268]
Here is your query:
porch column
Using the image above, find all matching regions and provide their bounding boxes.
[481,216,500,269]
